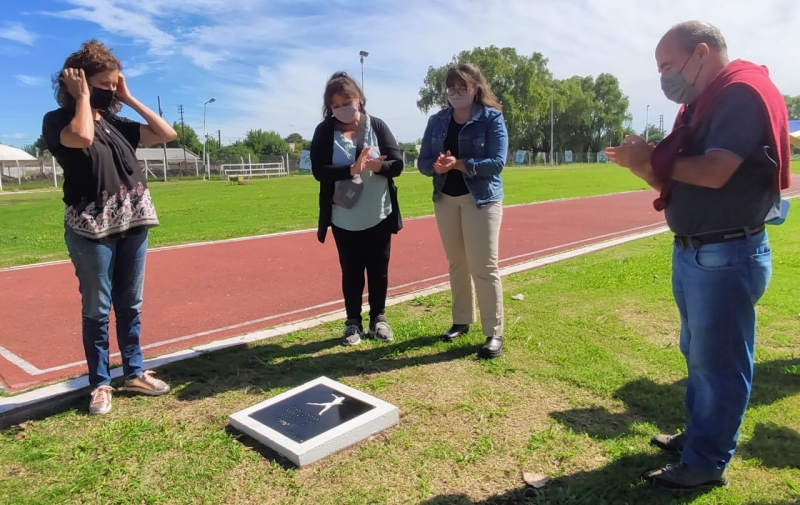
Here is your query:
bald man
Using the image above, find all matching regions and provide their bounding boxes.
[607,21,791,490]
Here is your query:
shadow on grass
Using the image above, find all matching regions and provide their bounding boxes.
[418,452,721,505]
[550,358,800,471]
[162,334,479,402]
[739,422,800,470]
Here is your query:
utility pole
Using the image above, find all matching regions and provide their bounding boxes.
[177,104,187,168]
[657,114,665,135]
[218,130,221,147]
[157,96,167,182]
[645,104,650,143]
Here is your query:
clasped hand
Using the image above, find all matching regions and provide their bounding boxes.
[433,151,463,174]
[605,135,656,180]
[350,146,387,176]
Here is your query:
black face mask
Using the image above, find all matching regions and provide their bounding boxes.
[90,87,115,111]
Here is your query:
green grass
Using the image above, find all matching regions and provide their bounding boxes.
[0,165,651,268]
[1,213,799,504]
[2,161,798,269]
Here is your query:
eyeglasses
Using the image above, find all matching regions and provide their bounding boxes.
[445,87,469,97]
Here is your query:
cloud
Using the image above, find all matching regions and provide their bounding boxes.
[49,0,800,144]
[0,22,37,45]
[14,74,46,86]
[122,63,151,78]
[48,0,176,56]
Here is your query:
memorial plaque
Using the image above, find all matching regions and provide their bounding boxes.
[229,377,399,466]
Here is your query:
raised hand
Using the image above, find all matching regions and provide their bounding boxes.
[61,68,90,100]
[115,73,133,105]
[351,146,371,176]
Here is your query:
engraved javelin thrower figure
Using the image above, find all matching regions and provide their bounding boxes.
[307,394,345,415]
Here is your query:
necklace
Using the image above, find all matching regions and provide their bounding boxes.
[96,118,110,134]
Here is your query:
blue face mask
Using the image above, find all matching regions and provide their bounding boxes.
[660,52,703,104]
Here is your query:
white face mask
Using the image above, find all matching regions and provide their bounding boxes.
[446,87,474,110]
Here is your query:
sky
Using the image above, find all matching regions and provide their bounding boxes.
[1,0,799,150]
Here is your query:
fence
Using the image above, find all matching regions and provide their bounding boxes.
[509,151,610,165]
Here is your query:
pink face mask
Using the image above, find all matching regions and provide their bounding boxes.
[332,103,358,124]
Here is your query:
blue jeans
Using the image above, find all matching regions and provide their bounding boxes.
[65,227,148,387]
[672,230,772,475]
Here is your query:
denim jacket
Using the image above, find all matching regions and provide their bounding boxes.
[417,104,508,207]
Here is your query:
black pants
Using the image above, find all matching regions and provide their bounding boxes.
[331,218,393,323]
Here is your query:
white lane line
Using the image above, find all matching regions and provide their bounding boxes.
[0,190,653,273]
[0,224,671,413]
[0,223,668,378]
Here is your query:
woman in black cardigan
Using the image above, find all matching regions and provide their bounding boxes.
[310,72,404,346]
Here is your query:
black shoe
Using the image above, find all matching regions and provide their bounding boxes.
[440,324,469,342]
[644,463,729,490]
[478,337,503,359]
[651,432,686,453]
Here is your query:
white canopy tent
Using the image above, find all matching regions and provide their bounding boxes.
[0,144,38,191]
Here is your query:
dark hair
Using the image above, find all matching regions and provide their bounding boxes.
[52,39,123,113]
[322,71,366,119]
[667,21,728,56]
[445,63,502,111]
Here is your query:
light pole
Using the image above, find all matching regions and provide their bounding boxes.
[645,104,650,143]
[550,86,555,166]
[202,97,216,178]
[359,50,369,91]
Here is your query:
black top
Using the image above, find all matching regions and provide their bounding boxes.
[310,114,404,243]
[665,85,781,236]
[441,117,469,197]
[42,108,158,240]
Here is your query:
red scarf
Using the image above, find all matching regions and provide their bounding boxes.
[650,60,791,211]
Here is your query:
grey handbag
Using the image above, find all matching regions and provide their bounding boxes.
[333,114,368,209]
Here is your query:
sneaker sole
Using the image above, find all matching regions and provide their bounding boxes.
[648,478,730,491]
[89,406,112,415]
[123,386,171,396]
[478,349,502,359]
[367,330,393,342]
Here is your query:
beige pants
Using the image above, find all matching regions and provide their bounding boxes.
[434,194,503,338]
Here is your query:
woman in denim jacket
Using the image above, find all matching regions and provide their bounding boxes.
[418,63,509,359]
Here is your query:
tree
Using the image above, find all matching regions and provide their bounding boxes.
[786,94,800,119]
[167,121,202,155]
[212,142,256,164]
[398,142,419,154]
[20,144,38,157]
[417,46,554,152]
[34,134,48,155]
[284,132,304,144]
[641,124,665,144]
[244,129,288,156]
[417,46,631,154]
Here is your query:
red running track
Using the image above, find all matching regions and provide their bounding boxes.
[0,189,694,391]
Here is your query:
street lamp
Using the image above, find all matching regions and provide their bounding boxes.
[202,97,216,178]
[550,86,555,166]
[359,51,369,91]
[645,104,650,143]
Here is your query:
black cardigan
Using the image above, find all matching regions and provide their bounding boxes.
[310,115,404,243]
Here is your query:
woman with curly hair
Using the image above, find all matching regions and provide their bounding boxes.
[42,40,177,415]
